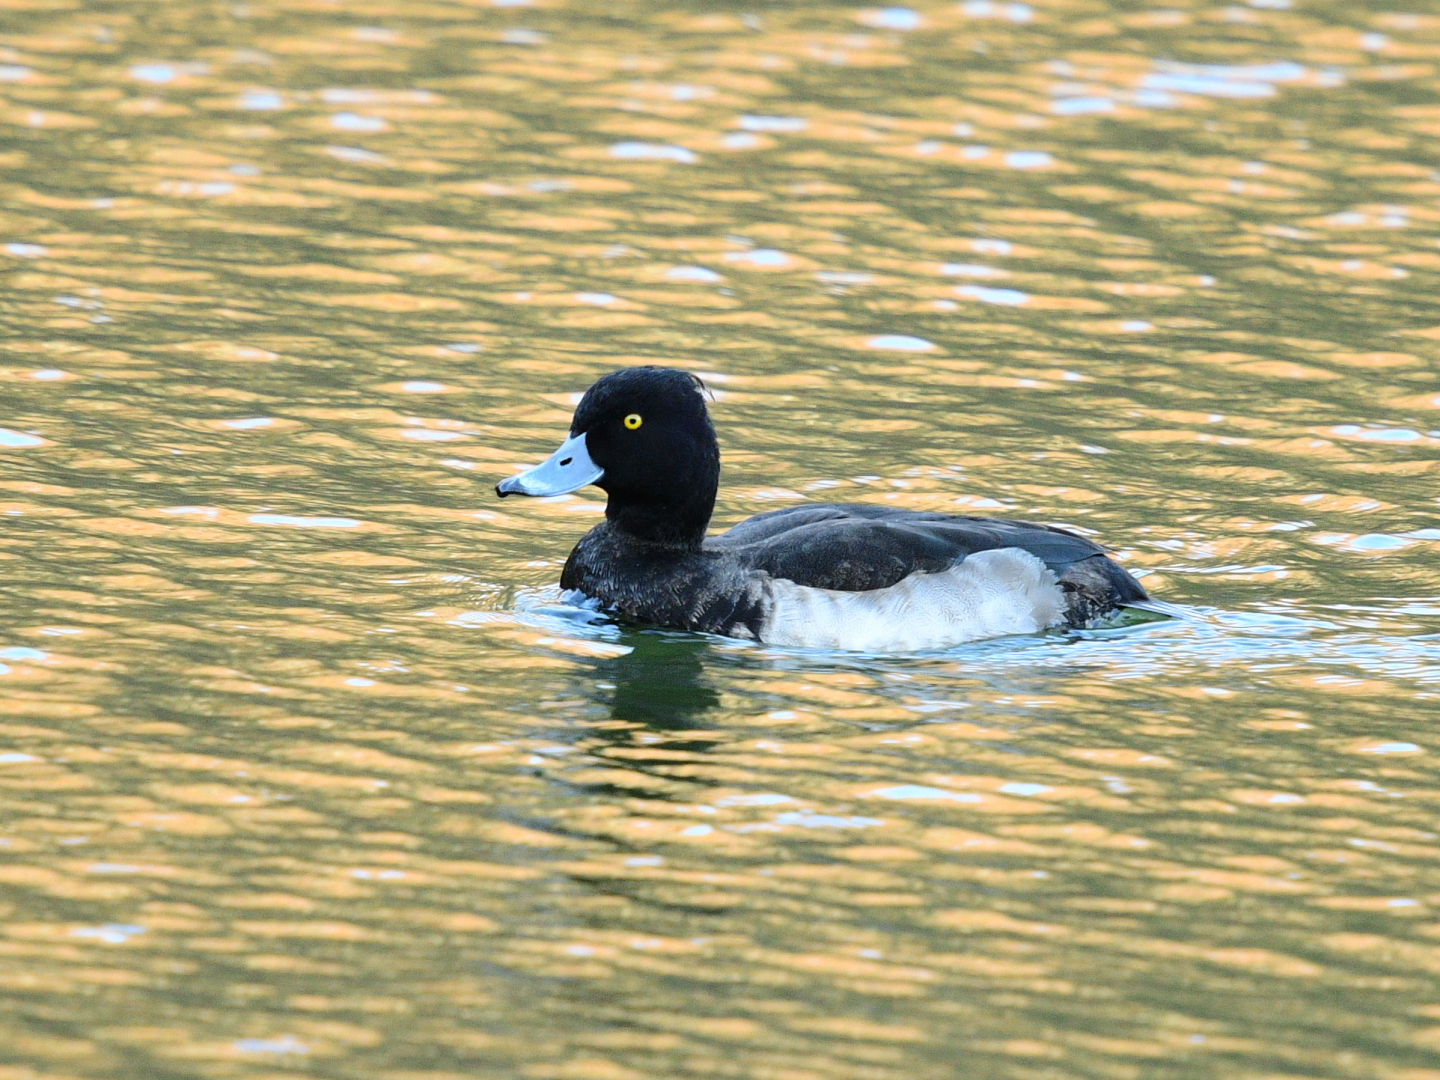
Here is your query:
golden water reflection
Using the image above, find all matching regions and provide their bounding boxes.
[1,0,1440,1076]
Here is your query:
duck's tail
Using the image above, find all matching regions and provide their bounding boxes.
[1058,554,1148,628]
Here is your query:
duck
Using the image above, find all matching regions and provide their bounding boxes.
[496,366,1157,652]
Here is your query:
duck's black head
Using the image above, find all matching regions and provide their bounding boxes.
[496,366,720,548]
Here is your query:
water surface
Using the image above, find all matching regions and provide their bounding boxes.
[2,0,1440,1077]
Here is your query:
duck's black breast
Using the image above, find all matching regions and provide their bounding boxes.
[706,504,1114,591]
[561,522,770,639]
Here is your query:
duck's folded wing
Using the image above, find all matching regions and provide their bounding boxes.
[711,507,1108,592]
[710,504,895,545]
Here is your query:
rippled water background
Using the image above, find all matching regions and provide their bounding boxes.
[2,0,1440,1076]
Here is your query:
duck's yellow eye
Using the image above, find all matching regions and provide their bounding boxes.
[624,413,643,430]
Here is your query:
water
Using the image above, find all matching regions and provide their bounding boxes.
[1,0,1439,1076]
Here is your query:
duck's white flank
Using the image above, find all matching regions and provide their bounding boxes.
[760,547,1066,652]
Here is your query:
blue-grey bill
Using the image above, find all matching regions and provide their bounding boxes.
[495,432,604,497]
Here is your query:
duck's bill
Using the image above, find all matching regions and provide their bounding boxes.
[495,432,604,498]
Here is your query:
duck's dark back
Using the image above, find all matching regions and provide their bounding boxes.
[706,504,1114,592]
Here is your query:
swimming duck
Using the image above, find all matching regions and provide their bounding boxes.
[496,366,1153,651]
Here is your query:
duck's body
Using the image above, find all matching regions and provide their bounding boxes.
[561,505,1145,650]
[499,367,1152,652]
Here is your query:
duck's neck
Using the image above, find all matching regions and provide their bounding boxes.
[604,496,713,551]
